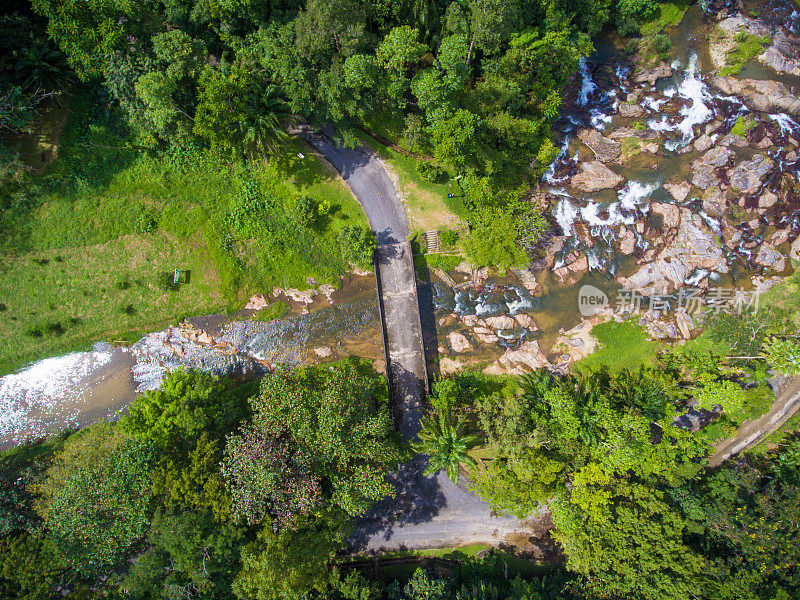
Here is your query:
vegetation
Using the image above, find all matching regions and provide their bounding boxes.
[721,31,771,76]
[575,319,659,373]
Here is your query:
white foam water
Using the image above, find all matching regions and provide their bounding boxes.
[555,197,579,235]
[770,113,800,136]
[673,53,713,145]
[577,57,597,107]
[581,201,635,227]
[618,181,659,210]
[542,137,572,184]
[0,349,113,440]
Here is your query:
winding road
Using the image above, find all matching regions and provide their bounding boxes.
[300,127,525,551]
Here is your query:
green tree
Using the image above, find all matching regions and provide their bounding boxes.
[462,207,528,272]
[412,412,478,484]
[34,424,154,575]
[0,533,64,600]
[339,225,376,269]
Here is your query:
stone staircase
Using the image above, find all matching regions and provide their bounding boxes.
[423,230,440,253]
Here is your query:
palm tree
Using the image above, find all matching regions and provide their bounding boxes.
[412,411,478,484]
[241,83,289,159]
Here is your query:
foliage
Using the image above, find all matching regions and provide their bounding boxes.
[222,422,322,528]
[576,320,659,374]
[722,32,771,77]
[763,337,800,375]
[240,363,401,517]
[0,533,64,600]
[462,207,529,273]
[35,424,154,575]
[411,412,478,484]
[340,225,376,270]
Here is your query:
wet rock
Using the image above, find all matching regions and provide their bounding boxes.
[711,77,800,115]
[728,154,773,194]
[618,227,636,254]
[498,340,550,372]
[695,134,714,153]
[767,229,790,246]
[554,252,589,282]
[245,294,269,310]
[761,30,800,77]
[473,328,500,344]
[711,17,772,70]
[554,319,601,362]
[619,209,729,294]
[705,121,723,135]
[578,128,622,162]
[635,61,673,84]
[691,146,734,189]
[788,151,798,162]
[485,315,515,330]
[619,103,646,118]
[676,312,695,339]
[702,186,729,217]
[544,236,567,269]
[608,127,660,140]
[759,190,779,208]
[719,133,748,147]
[755,245,787,272]
[314,346,333,358]
[438,315,456,327]
[461,314,485,328]
[571,161,625,192]
[447,331,472,353]
[651,202,681,229]
[512,267,541,294]
[514,313,538,330]
[664,180,692,202]
[440,357,464,375]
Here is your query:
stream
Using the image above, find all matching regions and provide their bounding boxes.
[3,1,800,447]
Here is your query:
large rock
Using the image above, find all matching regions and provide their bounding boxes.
[760,30,800,77]
[619,209,729,294]
[711,76,800,114]
[484,315,516,330]
[755,244,787,272]
[664,180,692,202]
[711,17,772,70]
[728,154,774,194]
[608,127,661,140]
[447,331,472,353]
[651,202,681,228]
[619,103,646,118]
[571,161,625,192]
[694,134,714,153]
[498,341,550,372]
[635,61,673,84]
[691,146,734,189]
[578,129,622,162]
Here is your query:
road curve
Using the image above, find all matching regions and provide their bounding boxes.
[300,128,523,551]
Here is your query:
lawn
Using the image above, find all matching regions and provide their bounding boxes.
[639,0,690,37]
[575,320,660,374]
[0,94,368,374]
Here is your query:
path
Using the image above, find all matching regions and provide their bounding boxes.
[300,127,524,551]
[709,375,800,467]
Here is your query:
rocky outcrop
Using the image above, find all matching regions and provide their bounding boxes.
[634,61,672,84]
[619,209,729,293]
[728,154,773,194]
[554,251,589,282]
[760,30,800,77]
[710,16,772,71]
[664,180,692,202]
[485,340,550,375]
[571,161,625,192]
[711,77,800,115]
[447,331,472,353]
[691,146,734,189]
[578,129,622,162]
[619,103,646,118]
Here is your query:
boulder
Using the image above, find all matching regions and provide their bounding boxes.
[514,313,538,330]
[702,186,729,217]
[711,76,800,114]
[755,245,787,272]
[760,30,800,77]
[619,103,646,118]
[691,146,734,189]
[651,202,681,229]
[447,331,472,353]
[694,134,714,153]
[485,315,516,330]
[498,340,550,372]
[729,154,774,194]
[555,319,601,362]
[719,133,748,147]
[440,357,464,375]
[664,180,693,202]
[608,127,661,140]
[618,226,636,254]
[578,128,622,162]
[554,252,590,282]
[461,314,485,328]
[244,294,269,310]
[635,61,673,84]
[759,190,779,208]
[620,209,729,294]
[314,346,333,358]
[571,161,625,192]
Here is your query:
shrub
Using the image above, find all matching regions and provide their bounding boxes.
[649,34,672,61]
[417,162,448,184]
[439,229,459,248]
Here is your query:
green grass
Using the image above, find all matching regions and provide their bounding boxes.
[730,116,757,137]
[355,132,467,232]
[0,93,368,374]
[575,320,660,374]
[640,0,690,37]
[721,32,771,76]
[252,301,290,321]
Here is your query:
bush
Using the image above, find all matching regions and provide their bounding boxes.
[649,34,672,61]
[439,229,459,248]
[417,162,448,184]
[339,225,375,270]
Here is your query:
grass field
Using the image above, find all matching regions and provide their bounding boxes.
[575,320,660,374]
[0,93,368,375]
